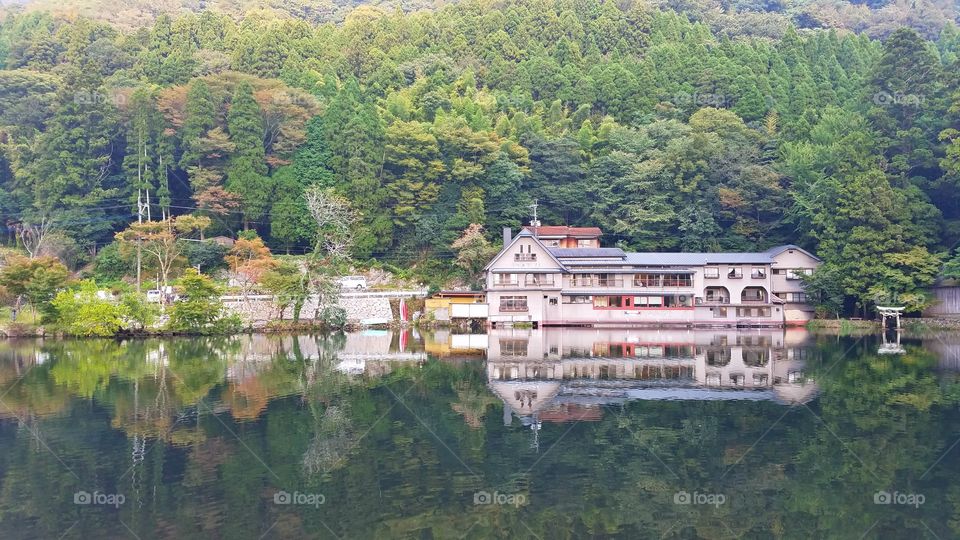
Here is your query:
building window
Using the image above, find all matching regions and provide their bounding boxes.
[728,267,743,279]
[564,295,592,304]
[577,239,592,248]
[780,292,807,303]
[594,296,626,308]
[713,307,728,318]
[548,297,558,305]
[499,339,528,357]
[751,267,767,279]
[741,287,767,303]
[499,296,528,312]
[495,274,518,286]
[786,268,814,280]
[704,267,720,279]
[514,253,537,262]
[736,307,771,317]
[525,274,555,286]
[635,273,693,287]
[634,296,664,307]
[544,240,560,247]
[596,274,619,287]
[706,349,730,366]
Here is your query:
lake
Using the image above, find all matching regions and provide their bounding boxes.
[0,328,957,539]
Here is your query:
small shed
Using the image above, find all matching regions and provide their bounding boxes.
[924,280,960,318]
[426,291,487,322]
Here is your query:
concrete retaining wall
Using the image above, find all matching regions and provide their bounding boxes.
[223,295,394,327]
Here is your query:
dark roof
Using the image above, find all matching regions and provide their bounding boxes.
[522,225,603,237]
[549,247,626,258]
[624,252,774,265]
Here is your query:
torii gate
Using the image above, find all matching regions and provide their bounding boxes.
[876,306,905,329]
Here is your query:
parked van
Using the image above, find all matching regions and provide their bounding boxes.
[338,276,368,290]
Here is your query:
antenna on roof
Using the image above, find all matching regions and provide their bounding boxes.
[529,199,540,236]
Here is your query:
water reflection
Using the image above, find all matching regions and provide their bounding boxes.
[482,329,818,428]
[0,330,958,539]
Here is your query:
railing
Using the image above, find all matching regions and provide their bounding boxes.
[740,296,768,303]
[634,280,694,288]
[569,279,624,288]
[493,281,519,288]
[702,297,731,304]
[524,278,556,286]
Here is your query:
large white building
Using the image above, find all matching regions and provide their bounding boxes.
[483,227,820,328]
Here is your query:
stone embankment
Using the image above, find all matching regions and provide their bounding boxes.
[222,290,426,327]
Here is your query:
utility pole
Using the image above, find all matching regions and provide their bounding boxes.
[529,199,540,237]
[136,187,149,294]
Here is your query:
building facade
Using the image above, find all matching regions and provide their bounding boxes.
[483,227,820,328]
[486,327,819,426]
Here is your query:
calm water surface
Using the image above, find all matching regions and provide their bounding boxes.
[0,328,958,539]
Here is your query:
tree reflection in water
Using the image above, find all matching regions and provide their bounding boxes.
[0,329,956,539]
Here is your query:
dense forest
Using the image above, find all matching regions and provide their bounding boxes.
[1,0,960,313]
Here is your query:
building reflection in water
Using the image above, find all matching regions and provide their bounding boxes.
[478,327,820,427]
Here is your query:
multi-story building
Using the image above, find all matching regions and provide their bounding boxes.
[485,327,819,426]
[484,227,820,327]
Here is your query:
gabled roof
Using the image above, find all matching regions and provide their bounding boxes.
[764,244,822,262]
[522,225,603,238]
[482,229,565,271]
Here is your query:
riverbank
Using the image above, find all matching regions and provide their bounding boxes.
[807,317,960,334]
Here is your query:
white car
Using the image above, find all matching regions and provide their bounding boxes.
[338,276,368,290]
[146,290,163,303]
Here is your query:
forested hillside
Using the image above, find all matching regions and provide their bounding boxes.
[1,0,960,312]
[2,0,959,39]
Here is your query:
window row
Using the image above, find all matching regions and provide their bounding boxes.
[704,266,767,279]
[772,268,814,280]
[634,273,693,287]
[593,295,694,309]
[711,306,772,318]
[779,292,808,303]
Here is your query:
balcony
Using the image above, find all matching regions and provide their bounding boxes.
[740,288,768,303]
[524,277,556,287]
[492,280,519,288]
[569,278,624,288]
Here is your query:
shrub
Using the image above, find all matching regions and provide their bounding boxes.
[50,282,125,337]
[320,305,347,329]
[120,292,160,331]
[167,269,239,334]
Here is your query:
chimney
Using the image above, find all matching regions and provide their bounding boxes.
[503,227,512,245]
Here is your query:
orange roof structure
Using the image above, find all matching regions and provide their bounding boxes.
[520,226,603,238]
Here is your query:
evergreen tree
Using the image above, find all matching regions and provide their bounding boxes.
[226,81,270,229]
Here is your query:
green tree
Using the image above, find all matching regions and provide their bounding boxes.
[167,269,239,334]
[50,281,125,337]
[0,255,70,321]
[226,81,271,229]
